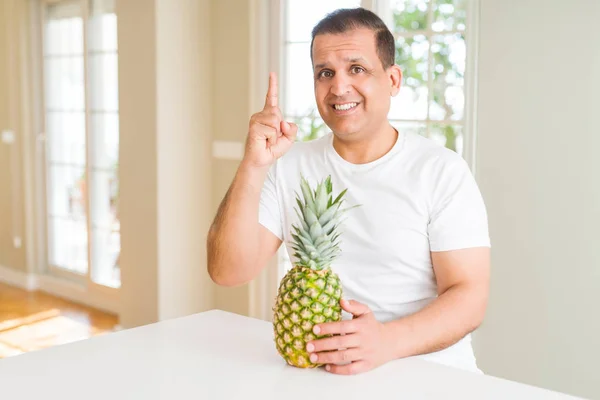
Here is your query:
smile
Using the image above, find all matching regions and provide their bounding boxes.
[332,102,359,111]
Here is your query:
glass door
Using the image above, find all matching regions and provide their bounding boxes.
[41,0,120,294]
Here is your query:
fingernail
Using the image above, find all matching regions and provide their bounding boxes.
[306,343,314,352]
[283,121,290,130]
[325,365,331,371]
[340,299,348,306]
[310,353,318,363]
[313,325,320,334]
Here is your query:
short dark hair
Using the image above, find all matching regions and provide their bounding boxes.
[310,7,396,69]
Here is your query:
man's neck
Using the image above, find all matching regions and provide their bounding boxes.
[332,123,398,165]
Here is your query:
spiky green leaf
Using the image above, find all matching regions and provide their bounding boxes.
[309,221,323,240]
[325,175,332,194]
[313,234,328,247]
[304,206,318,227]
[315,181,328,216]
[316,239,332,253]
[321,218,340,235]
[331,188,348,206]
[318,203,340,226]
[300,176,314,205]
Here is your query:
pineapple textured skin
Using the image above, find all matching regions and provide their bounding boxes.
[273,265,342,368]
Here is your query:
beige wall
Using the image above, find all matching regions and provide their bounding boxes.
[116,0,160,327]
[118,0,215,327]
[209,0,254,317]
[472,1,600,399]
[0,0,29,274]
[155,0,214,321]
[112,0,259,325]
[117,0,258,323]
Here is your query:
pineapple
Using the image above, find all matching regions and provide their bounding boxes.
[272,175,356,368]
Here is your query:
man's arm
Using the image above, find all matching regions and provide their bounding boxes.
[206,72,297,287]
[384,246,490,358]
[306,246,490,375]
[206,162,282,287]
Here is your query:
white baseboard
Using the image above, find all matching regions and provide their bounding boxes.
[34,274,119,315]
[0,264,39,291]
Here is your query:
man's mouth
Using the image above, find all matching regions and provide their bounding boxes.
[332,102,359,111]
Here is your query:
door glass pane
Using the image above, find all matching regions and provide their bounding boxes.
[48,165,86,220]
[42,0,120,287]
[89,0,120,288]
[43,54,85,110]
[46,111,85,165]
[89,53,119,112]
[90,169,120,287]
[48,217,88,274]
[44,1,87,275]
[89,0,117,52]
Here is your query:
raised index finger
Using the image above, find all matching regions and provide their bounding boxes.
[265,72,278,108]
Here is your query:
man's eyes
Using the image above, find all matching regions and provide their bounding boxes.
[317,66,364,79]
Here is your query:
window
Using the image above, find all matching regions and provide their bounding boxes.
[387,0,469,154]
[277,0,475,279]
[42,0,120,289]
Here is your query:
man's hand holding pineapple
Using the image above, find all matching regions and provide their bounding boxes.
[207,8,491,376]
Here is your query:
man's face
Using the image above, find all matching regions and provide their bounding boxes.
[311,28,401,139]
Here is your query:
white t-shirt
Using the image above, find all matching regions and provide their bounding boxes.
[258,129,491,373]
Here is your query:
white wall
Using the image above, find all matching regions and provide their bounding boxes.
[473,1,600,399]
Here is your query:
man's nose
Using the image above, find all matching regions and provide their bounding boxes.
[330,73,352,97]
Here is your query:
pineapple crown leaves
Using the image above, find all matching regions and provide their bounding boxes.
[289,174,360,270]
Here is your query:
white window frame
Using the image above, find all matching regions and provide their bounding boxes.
[248,0,480,321]
[26,0,120,314]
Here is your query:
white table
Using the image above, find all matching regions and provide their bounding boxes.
[0,309,584,399]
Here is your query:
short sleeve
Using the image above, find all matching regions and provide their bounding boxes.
[427,158,491,251]
[258,163,283,240]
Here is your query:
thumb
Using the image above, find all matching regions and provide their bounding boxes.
[280,120,298,141]
[340,298,371,317]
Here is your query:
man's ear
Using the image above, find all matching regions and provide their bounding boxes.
[388,64,402,97]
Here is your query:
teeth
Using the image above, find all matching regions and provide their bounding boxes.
[334,103,357,111]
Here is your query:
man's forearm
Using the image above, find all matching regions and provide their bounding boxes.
[207,161,269,284]
[384,283,488,359]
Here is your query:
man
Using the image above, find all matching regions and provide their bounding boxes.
[207,8,491,375]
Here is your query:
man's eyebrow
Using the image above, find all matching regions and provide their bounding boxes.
[314,57,368,70]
